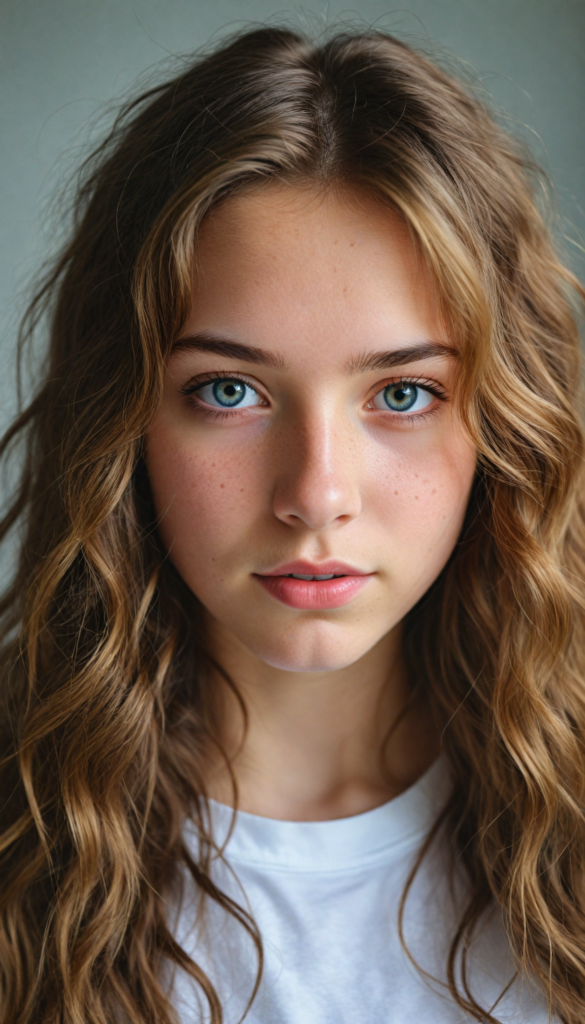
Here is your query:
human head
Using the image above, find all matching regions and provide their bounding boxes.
[145,184,476,674]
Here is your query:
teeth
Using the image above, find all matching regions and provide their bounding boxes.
[288,573,339,581]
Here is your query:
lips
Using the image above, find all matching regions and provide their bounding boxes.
[253,560,372,610]
[258,560,368,578]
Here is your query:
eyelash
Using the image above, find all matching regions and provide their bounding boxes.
[368,375,447,421]
[180,371,448,422]
[180,371,266,422]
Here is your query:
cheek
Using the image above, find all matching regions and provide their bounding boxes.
[145,421,266,579]
[366,427,476,575]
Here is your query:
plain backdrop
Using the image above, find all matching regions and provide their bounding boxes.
[0,0,584,437]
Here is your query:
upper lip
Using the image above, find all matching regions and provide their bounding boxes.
[256,560,370,577]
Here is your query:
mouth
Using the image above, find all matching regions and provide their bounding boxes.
[258,560,368,578]
[282,572,346,581]
[253,561,373,610]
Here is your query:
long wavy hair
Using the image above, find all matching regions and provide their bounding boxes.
[1,25,584,1024]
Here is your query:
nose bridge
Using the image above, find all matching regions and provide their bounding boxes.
[272,397,361,529]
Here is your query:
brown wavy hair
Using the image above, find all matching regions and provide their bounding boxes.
[1,26,584,1024]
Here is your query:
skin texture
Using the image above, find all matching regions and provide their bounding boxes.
[145,186,477,819]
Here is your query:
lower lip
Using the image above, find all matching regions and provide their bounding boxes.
[254,574,372,610]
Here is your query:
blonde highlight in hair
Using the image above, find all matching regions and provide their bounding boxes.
[0,26,584,1023]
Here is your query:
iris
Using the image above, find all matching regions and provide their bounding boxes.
[383,382,418,412]
[212,380,246,407]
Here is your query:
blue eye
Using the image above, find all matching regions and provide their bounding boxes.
[372,382,434,413]
[195,378,262,409]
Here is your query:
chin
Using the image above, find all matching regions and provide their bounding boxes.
[242,621,380,673]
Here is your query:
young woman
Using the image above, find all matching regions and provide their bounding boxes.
[0,25,584,1024]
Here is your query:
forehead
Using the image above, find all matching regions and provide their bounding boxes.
[185,185,446,367]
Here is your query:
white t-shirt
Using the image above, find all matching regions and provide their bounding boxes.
[171,759,551,1023]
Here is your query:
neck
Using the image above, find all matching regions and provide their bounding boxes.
[204,618,439,821]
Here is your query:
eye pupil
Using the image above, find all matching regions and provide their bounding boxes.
[213,380,246,407]
[383,382,417,412]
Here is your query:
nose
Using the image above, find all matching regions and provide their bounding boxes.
[272,409,362,530]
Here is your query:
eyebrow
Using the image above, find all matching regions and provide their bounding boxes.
[171,333,287,370]
[172,333,456,373]
[345,342,457,373]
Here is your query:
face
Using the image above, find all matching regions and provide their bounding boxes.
[145,186,476,672]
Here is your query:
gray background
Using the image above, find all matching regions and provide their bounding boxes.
[1,0,584,438]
